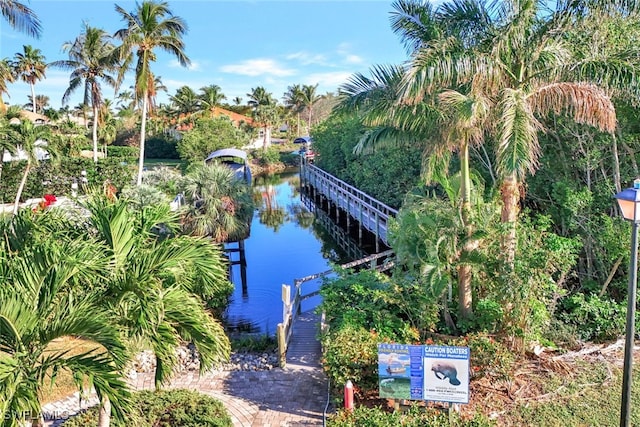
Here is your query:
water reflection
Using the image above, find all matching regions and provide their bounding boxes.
[223,171,347,335]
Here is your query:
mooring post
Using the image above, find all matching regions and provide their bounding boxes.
[277,323,286,368]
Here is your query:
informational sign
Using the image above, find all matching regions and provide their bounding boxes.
[423,345,470,404]
[378,343,470,404]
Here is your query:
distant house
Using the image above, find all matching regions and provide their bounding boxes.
[4,111,51,162]
[2,140,50,163]
[9,110,49,125]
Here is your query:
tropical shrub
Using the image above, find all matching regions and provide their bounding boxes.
[312,113,421,209]
[178,163,255,243]
[558,293,627,342]
[254,146,280,166]
[119,184,170,210]
[176,117,249,165]
[106,145,138,159]
[328,405,493,427]
[318,269,426,343]
[61,389,232,427]
[0,157,134,203]
[141,166,183,196]
[145,135,180,159]
[321,325,379,399]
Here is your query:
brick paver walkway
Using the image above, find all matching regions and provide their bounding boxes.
[42,312,332,427]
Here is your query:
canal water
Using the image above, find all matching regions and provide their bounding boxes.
[223,170,357,336]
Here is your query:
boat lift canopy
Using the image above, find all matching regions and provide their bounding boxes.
[205,148,248,163]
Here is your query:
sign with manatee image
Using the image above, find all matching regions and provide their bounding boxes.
[423,345,470,404]
[377,343,470,404]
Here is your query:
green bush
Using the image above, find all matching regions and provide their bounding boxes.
[254,146,280,166]
[321,325,379,399]
[328,404,494,427]
[61,389,232,427]
[146,136,180,159]
[318,269,426,343]
[558,293,627,342]
[107,145,139,159]
[464,333,514,381]
[0,157,135,203]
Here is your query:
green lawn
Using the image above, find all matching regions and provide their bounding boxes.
[144,158,186,171]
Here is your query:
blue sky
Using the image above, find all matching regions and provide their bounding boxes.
[1,0,410,110]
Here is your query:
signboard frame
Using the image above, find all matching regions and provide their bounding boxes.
[378,343,470,404]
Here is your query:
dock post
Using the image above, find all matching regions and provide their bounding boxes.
[277,323,286,368]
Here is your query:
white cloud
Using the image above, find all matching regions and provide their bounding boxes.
[336,43,364,65]
[304,71,354,91]
[220,59,296,77]
[343,54,364,65]
[169,59,202,72]
[285,51,328,66]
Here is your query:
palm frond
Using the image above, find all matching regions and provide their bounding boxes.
[529,82,616,133]
[496,88,541,179]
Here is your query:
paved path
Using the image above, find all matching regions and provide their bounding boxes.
[42,312,332,427]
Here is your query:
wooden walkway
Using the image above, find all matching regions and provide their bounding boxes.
[300,159,398,250]
[286,311,323,369]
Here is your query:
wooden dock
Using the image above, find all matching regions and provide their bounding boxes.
[300,159,398,251]
[285,311,323,369]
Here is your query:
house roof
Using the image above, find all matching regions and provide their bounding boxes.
[210,106,255,126]
[15,110,49,124]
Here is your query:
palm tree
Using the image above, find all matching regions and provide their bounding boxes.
[0,111,18,187]
[169,85,200,122]
[81,194,231,426]
[199,84,226,118]
[283,84,304,135]
[147,73,167,118]
[11,44,46,114]
[0,58,15,113]
[114,0,191,186]
[0,119,52,214]
[247,86,278,149]
[26,93,48,113]
[403,0,619,265]
[0,0,42,38]
[0,210,130,427]
[50,24,119,163]
[179,163,255,242]
[116,89,135,111]
[73,102,91,129]
[300,83,323,134]
[98,100,118,156]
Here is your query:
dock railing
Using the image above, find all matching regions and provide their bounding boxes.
[276,249,395,367]
[301,160,398,248]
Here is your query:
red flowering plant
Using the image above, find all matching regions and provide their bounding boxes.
[35,194,57,211]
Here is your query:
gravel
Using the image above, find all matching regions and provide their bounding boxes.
[125,343,279,380]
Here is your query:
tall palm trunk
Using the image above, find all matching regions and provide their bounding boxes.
[262,126,268,150]
[500,174,520,267]
[92,103,99,163]
[97,395,111,427]
[13,159,31,215]
[457,144,474,319]
[30,83,36,113]
[136,95,148,186]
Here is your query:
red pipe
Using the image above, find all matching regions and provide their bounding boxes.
[344,380,354,412]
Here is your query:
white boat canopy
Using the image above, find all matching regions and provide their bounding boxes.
[205,148,248,163]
